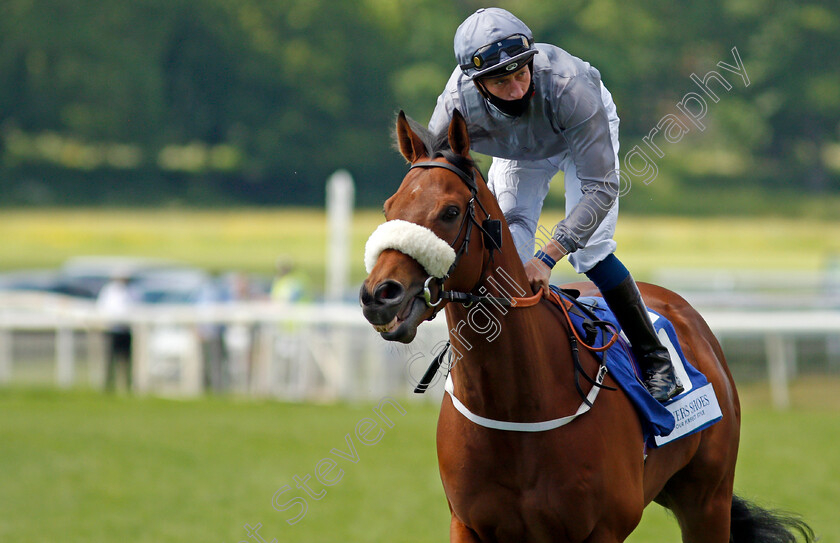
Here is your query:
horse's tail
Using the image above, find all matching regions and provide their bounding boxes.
[730,495,816,543]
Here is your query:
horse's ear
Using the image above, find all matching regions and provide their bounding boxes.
[448,109,470,158]
[396,110,427,163]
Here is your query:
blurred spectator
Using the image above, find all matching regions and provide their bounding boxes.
[225,272,256,391]
[270,258,310,303]
[197,277,230,392]
[97,274,135,391]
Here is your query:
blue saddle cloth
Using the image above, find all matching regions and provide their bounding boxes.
[553,287,723,448]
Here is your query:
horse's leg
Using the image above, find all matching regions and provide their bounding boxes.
[653,427,737,543]
[642,283,740,543]
[656,455,736,543]
[450,515,481,542]
[663,485,733,543]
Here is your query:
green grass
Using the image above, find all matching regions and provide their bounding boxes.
[2,209,840,294]
[1,378,838,542]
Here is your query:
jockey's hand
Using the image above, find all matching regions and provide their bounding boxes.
[525,257,553,296]
[525,243,567,296]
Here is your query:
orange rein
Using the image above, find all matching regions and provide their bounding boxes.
[510,288,619,353]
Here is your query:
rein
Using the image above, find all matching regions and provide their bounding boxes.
[408,157,619,387]
[409,159,618,348]
[405,158,620,431]
[413,287,619,394]
[409,161,618,404]
[422,276,543,309]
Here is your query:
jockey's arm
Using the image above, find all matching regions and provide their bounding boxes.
[526,74,618,295]
[548,74,619,256]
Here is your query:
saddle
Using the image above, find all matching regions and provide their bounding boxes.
[550,286,723,448]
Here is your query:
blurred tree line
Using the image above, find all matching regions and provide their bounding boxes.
[1,0,838,212]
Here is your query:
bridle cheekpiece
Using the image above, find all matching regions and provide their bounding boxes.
[407,159,505,317]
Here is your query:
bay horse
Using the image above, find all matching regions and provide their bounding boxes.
[360,110,814,543]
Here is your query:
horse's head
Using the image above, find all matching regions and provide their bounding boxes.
[360,110,500,343]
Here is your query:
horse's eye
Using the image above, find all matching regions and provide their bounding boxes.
[441,206,460,222]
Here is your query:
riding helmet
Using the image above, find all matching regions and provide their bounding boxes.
[454,8,539,80]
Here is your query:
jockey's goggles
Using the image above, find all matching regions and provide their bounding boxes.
[460,34,534,74]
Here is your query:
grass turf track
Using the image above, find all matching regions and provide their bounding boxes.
[0,377,837,543]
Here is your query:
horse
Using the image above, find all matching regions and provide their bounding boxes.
[359,109,814,543]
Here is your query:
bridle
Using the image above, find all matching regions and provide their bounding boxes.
[405,158,619,402]
[408,159,543,320]
[405,160,622,324]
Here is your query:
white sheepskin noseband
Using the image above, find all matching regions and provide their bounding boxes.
[364,219,456,278]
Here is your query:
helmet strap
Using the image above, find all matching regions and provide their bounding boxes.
[475,62,535,118]
[473,79,491,100]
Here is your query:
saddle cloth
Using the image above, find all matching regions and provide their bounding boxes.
[553,287,723,448]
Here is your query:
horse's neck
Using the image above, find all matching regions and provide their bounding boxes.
[444,256,574,420]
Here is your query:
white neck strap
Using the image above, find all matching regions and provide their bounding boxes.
[444,364,608,432]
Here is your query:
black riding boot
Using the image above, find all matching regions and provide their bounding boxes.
[601,275,684,402]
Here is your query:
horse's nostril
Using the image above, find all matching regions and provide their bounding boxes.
[374,280,405,304]
[360,280,405,309]
[359,283,374,306]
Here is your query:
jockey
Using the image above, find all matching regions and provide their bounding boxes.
[428,7,683,401]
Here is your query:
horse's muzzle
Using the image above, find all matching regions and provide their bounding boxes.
[359,279,406,325]
[359,279,427,343]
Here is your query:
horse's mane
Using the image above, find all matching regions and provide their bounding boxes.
[395,114,476,176]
